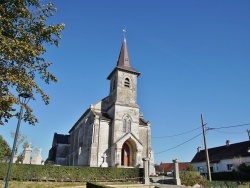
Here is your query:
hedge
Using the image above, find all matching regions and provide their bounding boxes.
[0,163,143,182]
[211,171,250,181]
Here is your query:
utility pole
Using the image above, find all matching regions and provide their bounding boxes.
[201,114,211,181]
[247,129,250,141]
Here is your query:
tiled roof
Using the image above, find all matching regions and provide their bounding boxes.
[191,141,250,163]
[160,162,190,171]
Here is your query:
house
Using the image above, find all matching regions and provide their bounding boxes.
[191,140,250,173]
[47,37,155,175]
[160,162,190,174]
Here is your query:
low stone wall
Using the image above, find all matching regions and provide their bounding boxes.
[150,176,173,184]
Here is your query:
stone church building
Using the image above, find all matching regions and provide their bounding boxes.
[47,37,155,174]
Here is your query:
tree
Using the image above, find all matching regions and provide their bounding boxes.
[10,131,27,155]
[186,164,196,172]
[0,135,11,161]
[0,0,65,125]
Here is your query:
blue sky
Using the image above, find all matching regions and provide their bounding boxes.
[1,0,250,164]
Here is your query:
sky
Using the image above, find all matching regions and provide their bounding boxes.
[1,0,250,165]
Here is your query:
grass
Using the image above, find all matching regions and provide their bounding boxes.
[0,180,86,188]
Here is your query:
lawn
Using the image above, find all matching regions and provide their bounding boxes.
[0,181,86,188]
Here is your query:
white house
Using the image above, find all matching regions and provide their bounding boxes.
[191,140,250,173]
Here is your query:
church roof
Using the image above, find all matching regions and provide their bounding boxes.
[107,39,140,79]
[53,133,70,145]
[139,118,148,126]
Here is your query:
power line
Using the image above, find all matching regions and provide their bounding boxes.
[154,132,203,155]
[152,127,200,138]
[208,123,250,130]
[212,129,246,135]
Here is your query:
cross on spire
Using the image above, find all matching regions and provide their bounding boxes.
[123,28,126,42]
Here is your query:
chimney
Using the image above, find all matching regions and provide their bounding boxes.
[197,146,202,152]
[226,140,231,146]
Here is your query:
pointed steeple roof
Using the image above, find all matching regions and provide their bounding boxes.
[107,38,140,80]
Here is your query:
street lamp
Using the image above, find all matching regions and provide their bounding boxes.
[4,93,32,188]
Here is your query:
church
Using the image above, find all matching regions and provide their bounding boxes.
[47,36,155,174]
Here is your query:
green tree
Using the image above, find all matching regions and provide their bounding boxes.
[186,164,196,171]
[0,135,11,161]
[0,0,65,125]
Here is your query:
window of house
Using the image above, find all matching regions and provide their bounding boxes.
[227,164,233,171]
[197,166,204,172]
[124,78,130,88]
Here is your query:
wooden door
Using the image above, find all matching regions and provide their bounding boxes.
[121,143,130,166]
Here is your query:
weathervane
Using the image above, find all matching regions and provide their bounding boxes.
[123,27,126,41]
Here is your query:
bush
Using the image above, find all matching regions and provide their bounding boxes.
[211,171,250,181]
[179,171,204,186]
[0,163,143,182]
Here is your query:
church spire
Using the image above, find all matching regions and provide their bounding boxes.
[115,30,140,75]
[107,32,140,80]
[116,38,131,68]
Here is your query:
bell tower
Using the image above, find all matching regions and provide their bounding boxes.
[107,37,140,107]
[107,35,141,141]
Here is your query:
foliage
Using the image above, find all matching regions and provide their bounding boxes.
[0,163,143,182]
[0,0,65,125]
[179,171,204,187]
[211,171,250,181]
[238,163,250,173]
[10,131,27,155]
[0,135,11,161]
[186,164,196,171]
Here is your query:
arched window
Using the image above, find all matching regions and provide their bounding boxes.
[127,120,131,132]
[123,119,127,133]
[123,115,131,133]
[124,78,130,88]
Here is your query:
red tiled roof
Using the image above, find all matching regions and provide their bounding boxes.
[160,162,190,172]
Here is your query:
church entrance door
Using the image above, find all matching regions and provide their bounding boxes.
[121,143,130,166]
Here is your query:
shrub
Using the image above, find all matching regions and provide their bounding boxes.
[179,171,204,186]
